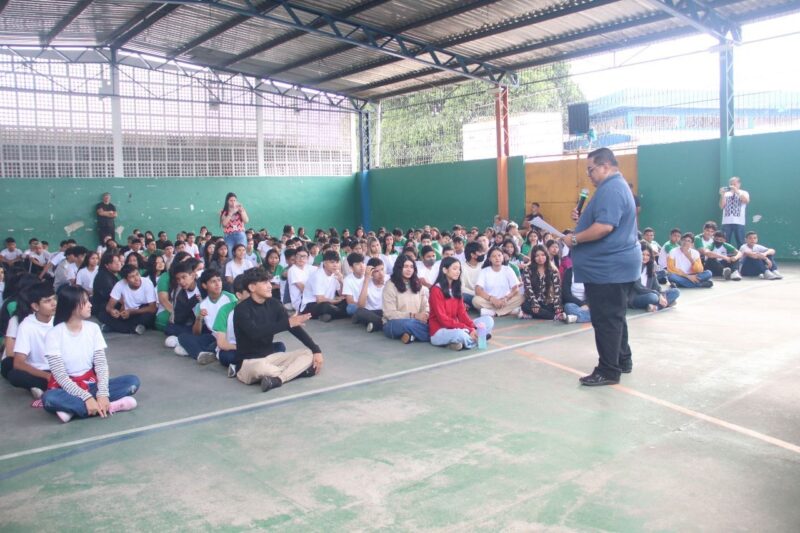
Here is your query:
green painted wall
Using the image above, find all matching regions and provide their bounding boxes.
[0,176,359,246]
[368,156,526,231]
[638,130,799,260]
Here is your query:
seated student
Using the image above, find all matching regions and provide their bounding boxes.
[232,268,322,392]
[739,231,783,279]
[629,242,680,312]
[244,239,261,267]
[175,269,236,364]
[342,252,366,316]
[460,241,484,310]
[658,228,682,284]
[0,237,24,269]
[225,243,255,286]
[429,257,494,351]
[520,229,539,258]
[163,259,202,348]
[353,257,386,333]
[641,228,663,280]
[416,245,440,289]
[75,251,100,297]
[53,246,88,294]
[102,264,158,334]
[382,255,430,344]
[667,232,714,288]
[562,264,591,324]
[185,232,200,259]
[123,238,145,260]
[694,221,717,261]
[261,248,283,300]
[452,236,466,263]
[301,250,348,322]
[142,238,158,259]
[2,283,55,399]
[502,238,527,268]
[40,239,74,281]
[125,251,146,278]
[23,238,48,275]
[472,247,524,317]
[154,251,190,332]
[41,286,140,423]
[91,252,121,317]
[287,247,316,314]
[280,247,297,307]
[703,231,742,280]
[519,244,569,321]
[1,274,42,361]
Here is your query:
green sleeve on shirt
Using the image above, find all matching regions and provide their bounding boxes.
[509,263,521,278]
[222,291,238,304]
[274,265,284,277]
[157,272,171,293]
[723,242,737,254]
[213,302,235,333]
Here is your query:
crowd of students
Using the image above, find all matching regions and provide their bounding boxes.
[0,198,785,423]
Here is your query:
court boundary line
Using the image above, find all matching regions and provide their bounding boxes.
[0,282,767,464]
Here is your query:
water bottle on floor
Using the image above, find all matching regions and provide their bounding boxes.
[477,323,487,350]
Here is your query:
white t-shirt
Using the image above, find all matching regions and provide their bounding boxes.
[0,248,23,262]
[225,259,254,280]
[416,261,440,286]
[668,247,701,274]
[186,243,200,258]
[288,264,316,311]
[13,314,53,371]
[571,272,586,302]
[44,321,106,376]
[76,267,99,293]
[740,243,769,254]
[257,241,271,259]
[461,262,482,296]
[381,254,396,276]
[721,190,748,226]
[194,292,237,332]
[342,273,365,301]
[53,261,78,291]
[362,280,384,311]
[3,315,19,357]
[25,250,48,267]
[49,251,65,267]
[110,277,157,310]
[301,268,341,312]
[476,266,519,298]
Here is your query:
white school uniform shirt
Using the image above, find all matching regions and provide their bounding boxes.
[53,261,78,291]
[362,280,384,311]
[225,258,255,280]
[13,314,54,371]
[668,247,700,275]
[288,263,316,312]
[3,315,19,357]
[476,266,519,298]
[381,254,397,276]
[194,292,237,332]
[416,261,440,286]
[0,248,23,262]
[186,243,200,258]
[109,277,157,310]
[301,268,341,312]
[455,252,466,264]
[461,261,482,296]
[342,273,365,302]
[76,267,99,293]
[257,240,272,260]
[44,321,106,376]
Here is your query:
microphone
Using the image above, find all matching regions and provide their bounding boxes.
[576,188,589,215]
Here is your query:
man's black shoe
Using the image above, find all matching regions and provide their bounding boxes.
[299,366,316,378]
[619,363,632,374]
[579,373,619,386]
[319,313,333,323]
[261,376,283,392]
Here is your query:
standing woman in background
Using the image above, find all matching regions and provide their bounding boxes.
[219,192,249,257]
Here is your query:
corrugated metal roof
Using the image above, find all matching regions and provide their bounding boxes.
[0,0,796,103]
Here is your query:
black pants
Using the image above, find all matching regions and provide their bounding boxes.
[704,257,739,277]
[521,301,557,320]
[304,300,348,320]
[1,357,48,391]
[99,309,155,334]
[354,308,383,329]
[585,282,634,379]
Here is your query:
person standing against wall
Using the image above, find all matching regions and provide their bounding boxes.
[561,148,641,387]
[95,193,117,246]
[219,192,249,257]
[719,176,749,249]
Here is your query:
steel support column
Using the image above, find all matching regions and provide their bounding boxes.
[719,39,734,186]
[495,86,510,221]
[109,49,124,178]
[358,111,372,231]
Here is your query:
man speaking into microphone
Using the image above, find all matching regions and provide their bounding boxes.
[561,148,641,386]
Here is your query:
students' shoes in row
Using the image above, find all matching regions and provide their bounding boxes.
[55,396,138,423]
[722,268,742,281]
[760,270,782,280]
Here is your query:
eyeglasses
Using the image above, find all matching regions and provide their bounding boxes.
[586,166,596,175]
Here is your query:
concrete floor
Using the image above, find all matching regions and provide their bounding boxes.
[1,267,799,531]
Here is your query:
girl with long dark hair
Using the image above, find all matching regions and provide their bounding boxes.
[381,254,430,344]
[520,244,567,321]
[629,242,680,311]
[219,192,249,257]
[429,257,494,351]
[472,247,523,317]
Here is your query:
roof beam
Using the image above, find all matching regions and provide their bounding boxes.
[259,0,505,77]
[0,0,9,17]
[42,0,94,46]
[167,1,281,59]
[165,0,518,87]
[105,3,181,49]
[306,0,620,86]
[644,0,741,42]
[218,0,393,69]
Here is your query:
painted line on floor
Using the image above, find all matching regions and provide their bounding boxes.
[0,280,772,466]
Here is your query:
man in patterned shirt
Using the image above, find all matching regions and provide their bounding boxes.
[719,176,750,249]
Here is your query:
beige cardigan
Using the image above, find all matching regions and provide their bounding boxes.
[382,281,429,321]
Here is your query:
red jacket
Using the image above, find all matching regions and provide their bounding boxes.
[428,285,475,337]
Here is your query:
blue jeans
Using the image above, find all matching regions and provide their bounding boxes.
[431,316,494,349]
[164,323,193,337]
[42,375,140,418]
[668,271,712,288]
[564,303,591,323]
[383,319,430,342]
[740,256,779,277]
[630,288,680,310]
[722,224,745,249]
[218,342,285,367]
[177,332,217,359]
[224,231,247,257]
[346,303,358,316]
[463,293,475,309]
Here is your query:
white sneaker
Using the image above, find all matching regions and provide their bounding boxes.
[510,307,521,315]
[772,270,783,279]
[197,351,217,365]
[723,267,732,280]
[134,324,146,335]
[164,335,179,348]
[480,308,496,317]
[30,387,44,400]
[566,314,578,324]
[647,304,658,313]
[109,396,137,414]
[56,411,73,423]
[227,364,237,378]
[730,270,742,281]
[763,270,778,280]
[174,345,189,357]
[366,322,374,333]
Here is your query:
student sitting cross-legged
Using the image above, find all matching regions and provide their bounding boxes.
[353,257,386,333]
[519,244,568,322]
[101,264,158,334]
[702,231,742,281]
[472,246,524,317]
[232,268,323,393]
[739,231,783,280]
[301,250,348,322]
[667,233,713,288]
[382,254,430,344]
[42,286,140,423]
[629,242,680,312]
[429,257,494,351]
[342,252,366,316]
[175,269,236,364]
